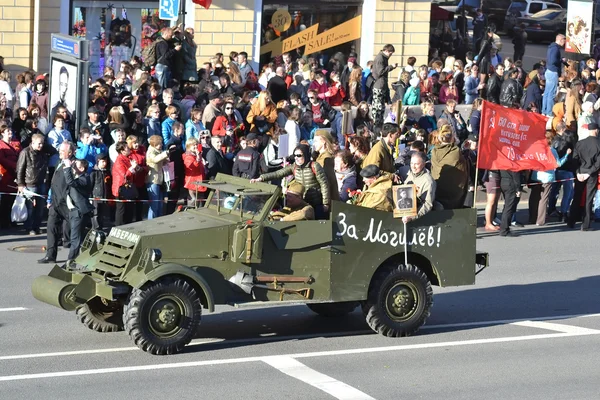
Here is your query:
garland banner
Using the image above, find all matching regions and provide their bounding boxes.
[478,101,556,172]
[260,15,362,57]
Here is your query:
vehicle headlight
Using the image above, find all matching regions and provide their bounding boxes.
[150,249,162,262]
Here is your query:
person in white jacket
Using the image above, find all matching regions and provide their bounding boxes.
[284,107,301,157]
[0,71,14,110]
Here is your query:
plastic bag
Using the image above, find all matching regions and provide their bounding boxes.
[11,195,28,223]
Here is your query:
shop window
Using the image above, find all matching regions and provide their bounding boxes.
[260,2,362,68]
[71,2,169,80]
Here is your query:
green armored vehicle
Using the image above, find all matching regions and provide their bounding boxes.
[32,174,489,355]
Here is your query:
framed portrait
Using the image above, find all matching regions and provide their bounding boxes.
[393,184,417,218]
[49,54,89,135]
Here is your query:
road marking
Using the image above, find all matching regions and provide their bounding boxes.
[511,320,600,334]
[263,356,376,400]
[1,330,599,382]
[2,312,600,362]
[0,307,28,312]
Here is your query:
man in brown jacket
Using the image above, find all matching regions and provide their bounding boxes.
[357,164,394,212]
[362,122,399,174]
[430,125,468,209]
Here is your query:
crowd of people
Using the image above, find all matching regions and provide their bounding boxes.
[0,21,599,263]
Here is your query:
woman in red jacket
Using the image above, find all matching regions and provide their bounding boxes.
[211,99,244,152]
[0,124,21,229]
[126,135,148,222]
[326,72,346,107]
[111,142,137,226]
[182,138,207,208]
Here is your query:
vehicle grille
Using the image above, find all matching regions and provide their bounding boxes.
[96,236,136,277]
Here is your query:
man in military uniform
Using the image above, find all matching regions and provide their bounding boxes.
[233,133,261,179]
[270,182,315,221]
[396,189,413,209]
[356,164,394,212]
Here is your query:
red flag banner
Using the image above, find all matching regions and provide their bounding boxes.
[192,0,212,9]
[478,101,556,172]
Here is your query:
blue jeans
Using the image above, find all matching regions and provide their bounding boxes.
[155,63,170,89]
[24,184,45,231]
[147,183,163,220]
[542,70,558,116]
[549,170,574,214]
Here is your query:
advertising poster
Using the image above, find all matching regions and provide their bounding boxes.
[478,101,556,172]
[565,0,594,54]
[49,58,78,125]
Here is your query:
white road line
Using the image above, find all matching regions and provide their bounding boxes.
[2,312,600,362]
[1,330,599,382]
[263,356,376,400]
[510,321,600,334]
[0,307,28,312]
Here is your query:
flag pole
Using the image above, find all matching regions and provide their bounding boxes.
[472,100,485,210]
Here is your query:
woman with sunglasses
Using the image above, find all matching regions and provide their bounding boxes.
[251,143,331,217]
[212,100,244,152]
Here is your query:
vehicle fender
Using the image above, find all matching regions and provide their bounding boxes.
[140,263,215,312]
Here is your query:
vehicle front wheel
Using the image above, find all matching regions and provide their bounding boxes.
[76,297,124,333]
[123,278,202,355]
[307,301,359,317]
[363,264,433,337]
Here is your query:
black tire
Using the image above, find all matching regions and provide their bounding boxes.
[307,301,359,317]
[76,297,124,333]
[363,264,433,337]
[123,279,202,355]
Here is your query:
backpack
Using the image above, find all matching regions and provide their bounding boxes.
[365,73,375,91]
[142,38,162,68]
[245,69,260,91]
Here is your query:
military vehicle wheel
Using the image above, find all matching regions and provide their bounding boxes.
[76,297,124,333]
[363,264,433,337]
[123,278,202,355]
[307,302,359,317]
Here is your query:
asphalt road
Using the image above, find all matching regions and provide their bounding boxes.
[499,36,550,71]
[0,208,599,399]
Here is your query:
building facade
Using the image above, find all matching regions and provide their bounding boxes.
[0,0,431,79]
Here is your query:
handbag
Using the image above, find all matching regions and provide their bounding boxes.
[162,161,175,192]
[11,194,28,223]
[118,182,138,200]
[255,118,272,134]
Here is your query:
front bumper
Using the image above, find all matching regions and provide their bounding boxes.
[31,265,119,311]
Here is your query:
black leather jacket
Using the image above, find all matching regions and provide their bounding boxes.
[500,78,523,108]
[16,146,50,187]
[486,73,503,104]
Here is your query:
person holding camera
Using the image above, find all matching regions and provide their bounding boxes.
[155,27,182,89]
[75,127,107,172]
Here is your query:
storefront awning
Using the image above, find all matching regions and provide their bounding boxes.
[431,4,454,21]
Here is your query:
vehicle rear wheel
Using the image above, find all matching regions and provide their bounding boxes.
[76,297,124,333]
[307,302,359,317]
[123,278,202,355]
[363,264,433,337]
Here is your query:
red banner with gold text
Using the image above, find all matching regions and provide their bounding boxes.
[478,101,556,172]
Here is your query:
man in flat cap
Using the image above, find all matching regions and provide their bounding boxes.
[270,182,315,222]
[356,164,394,212]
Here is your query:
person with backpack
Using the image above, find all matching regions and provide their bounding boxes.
[153,27,182,89]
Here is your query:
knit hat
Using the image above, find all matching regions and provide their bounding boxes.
[287,181,305,196]
[360,164,380,178]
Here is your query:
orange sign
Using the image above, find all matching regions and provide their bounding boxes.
[261,15,362,57]
[271,9,292,32]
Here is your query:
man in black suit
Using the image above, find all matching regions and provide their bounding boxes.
[568,123,600,231]
[38,141,75,264]
[205,135,231,179]
[267,66,288,105]
[63,158,94,263]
